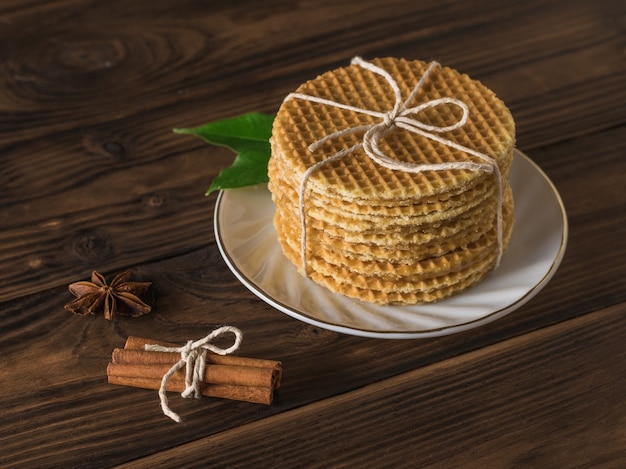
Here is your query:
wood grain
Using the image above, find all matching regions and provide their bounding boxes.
[116,304,626,468]
[0,0,624,467]
[1,0,624,302]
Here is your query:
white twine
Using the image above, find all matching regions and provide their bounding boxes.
[286,57,503,274]
[144,326,243,423]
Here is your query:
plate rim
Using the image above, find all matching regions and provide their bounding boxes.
[214,149,568,339]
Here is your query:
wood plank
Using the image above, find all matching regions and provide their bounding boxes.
[117,303,626,468]
[0,0,622,146]
[0,0,81,16]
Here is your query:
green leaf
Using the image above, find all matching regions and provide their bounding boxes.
[174,112,275,194]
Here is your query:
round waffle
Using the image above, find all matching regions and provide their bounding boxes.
[268,57,516,305]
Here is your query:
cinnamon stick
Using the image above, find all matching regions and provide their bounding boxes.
[106,335,282,405]
[107,375,274,405]
[124,336,282,387]
[107,360,278,388]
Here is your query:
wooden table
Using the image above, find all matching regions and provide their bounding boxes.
[1,0,624,467]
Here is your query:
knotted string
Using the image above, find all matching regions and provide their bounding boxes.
[286,57,503,275]
[144,326,243,423]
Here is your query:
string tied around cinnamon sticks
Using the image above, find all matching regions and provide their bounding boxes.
[107,335,282,422]
[144,326,243,423]
[286,57,504,274]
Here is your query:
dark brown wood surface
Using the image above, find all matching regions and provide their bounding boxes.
[0,0,624,467]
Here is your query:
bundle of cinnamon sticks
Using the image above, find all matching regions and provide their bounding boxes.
[107,336,282,405]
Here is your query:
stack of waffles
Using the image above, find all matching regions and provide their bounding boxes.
[268,57,515,305]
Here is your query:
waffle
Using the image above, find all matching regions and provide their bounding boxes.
[275,187,513,279]
[269,153,501,220]
[268,57,516,305]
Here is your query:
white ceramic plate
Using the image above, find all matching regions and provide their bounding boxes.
[214,149,568,339]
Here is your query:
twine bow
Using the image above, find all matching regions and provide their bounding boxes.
[145,326,243,423]
[286,57,503,274]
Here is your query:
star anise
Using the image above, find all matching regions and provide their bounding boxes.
[65,270,153,320]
